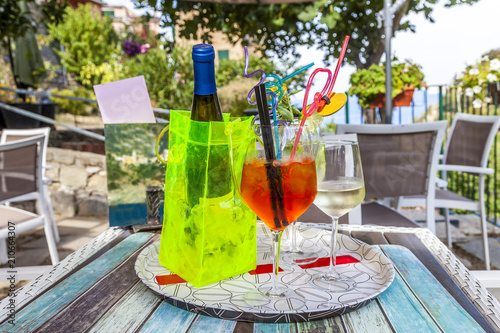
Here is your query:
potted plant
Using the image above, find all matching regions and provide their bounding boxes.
[455,55,500,108]
[348,58,426,109]
[0,88,42,128]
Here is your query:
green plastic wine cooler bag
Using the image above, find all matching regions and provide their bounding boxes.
[158,110,256,288]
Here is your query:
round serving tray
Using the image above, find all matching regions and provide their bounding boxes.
[135,223,395,323]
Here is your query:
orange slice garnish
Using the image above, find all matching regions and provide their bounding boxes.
[317,92,347,116]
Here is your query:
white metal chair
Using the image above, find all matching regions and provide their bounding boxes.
[0,127,59,242]
[0,135,59,265]
[397,113,500,270]
[336,121,448,233]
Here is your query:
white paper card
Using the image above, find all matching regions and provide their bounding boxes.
[94,76,156,124]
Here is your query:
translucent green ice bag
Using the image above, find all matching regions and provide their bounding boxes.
[157,110,256,288]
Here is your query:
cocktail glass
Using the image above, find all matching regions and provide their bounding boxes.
[240,124,317,310]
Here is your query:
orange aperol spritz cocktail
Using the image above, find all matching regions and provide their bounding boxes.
[240,123,317,311]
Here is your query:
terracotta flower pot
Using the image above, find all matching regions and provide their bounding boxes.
[370,88,416,109]
[488,83,500,102]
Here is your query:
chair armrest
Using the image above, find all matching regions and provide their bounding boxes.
[437,164,494,175]
[471,270,500,288]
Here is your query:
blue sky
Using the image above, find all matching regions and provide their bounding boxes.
[106,0,500,92]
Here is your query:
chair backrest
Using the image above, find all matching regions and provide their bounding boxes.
[0,127,50,169]
[443,113,500,170]
[0,135,45,202]
[336,121,447,200]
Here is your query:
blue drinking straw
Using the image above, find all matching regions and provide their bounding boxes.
[283,62,315,82]
[264,62,315,104]
[267,90,281,159]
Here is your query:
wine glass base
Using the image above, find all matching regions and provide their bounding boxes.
[308,273,357,293]
[244,283,306,311]
[282,249,319,265]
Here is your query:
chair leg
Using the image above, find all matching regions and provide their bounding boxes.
[444,209,452,248]
[426,202,436,235]
[478,176,490,271]
[43,220,60,265]
[394,196,402,211]
[0,239,7,264]
[479,208,490,271]
[43,185,60,243]
[39,191,60,265]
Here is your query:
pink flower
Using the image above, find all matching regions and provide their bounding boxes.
[140,43,151,54]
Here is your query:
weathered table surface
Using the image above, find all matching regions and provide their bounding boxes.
[1,224,499,333]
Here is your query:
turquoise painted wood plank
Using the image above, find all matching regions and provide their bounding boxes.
[297,316,345,333]
[0,233,154,333]
[343,300,393,332]
[187,314,237,333]
[87,282,161,333]
[380,245,485,333]
[376,268,441,332]
[139,301,197,333]
[253,322,297,333]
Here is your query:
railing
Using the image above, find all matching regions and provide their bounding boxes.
[0,87,170,143]
[340,83,499,225]
[0,101,106,141]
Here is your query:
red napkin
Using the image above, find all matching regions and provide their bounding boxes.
[248,263,284,275]
[155,274,186,285]
[155,255,359,285]
[298,255,359,269]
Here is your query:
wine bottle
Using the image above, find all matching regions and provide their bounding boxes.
[191,44,223,121]
[186,44,231,208]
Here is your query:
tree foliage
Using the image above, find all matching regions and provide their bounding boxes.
[0,0,66,46]
[132,0,479,70]
[47,4,119,81]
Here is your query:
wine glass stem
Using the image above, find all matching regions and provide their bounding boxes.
[271,230,282,295]
[329,217,340,277]
[291,220,297,252]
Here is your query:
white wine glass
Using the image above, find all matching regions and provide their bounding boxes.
[309,139,365,292]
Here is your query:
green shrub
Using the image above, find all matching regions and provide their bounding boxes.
[123,46,193,110]
[80,59,126,89]
[48,4,119,82]
[50,87,96,116]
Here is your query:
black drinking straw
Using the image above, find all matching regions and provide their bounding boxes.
[254,84,288,229]
[255,84,275,160]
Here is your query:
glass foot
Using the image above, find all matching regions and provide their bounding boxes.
[282,248,319,265]
[244,283,306,311]
[308,272,357,293]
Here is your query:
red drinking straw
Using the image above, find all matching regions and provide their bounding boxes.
[291,35,350,159]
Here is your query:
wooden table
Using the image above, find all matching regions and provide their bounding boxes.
[0,223,499,332]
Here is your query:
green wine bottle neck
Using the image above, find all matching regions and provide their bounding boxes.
[191,44,223,122]
[191,93,223,122]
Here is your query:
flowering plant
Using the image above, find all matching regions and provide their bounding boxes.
[0,84,36,103]
[122,39,142,56]
[348,58,426,108]
[455,56,500,108]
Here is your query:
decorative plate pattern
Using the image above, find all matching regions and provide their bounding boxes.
[135,223,395,323]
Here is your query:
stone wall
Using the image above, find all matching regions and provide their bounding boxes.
[46,147,108,217]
